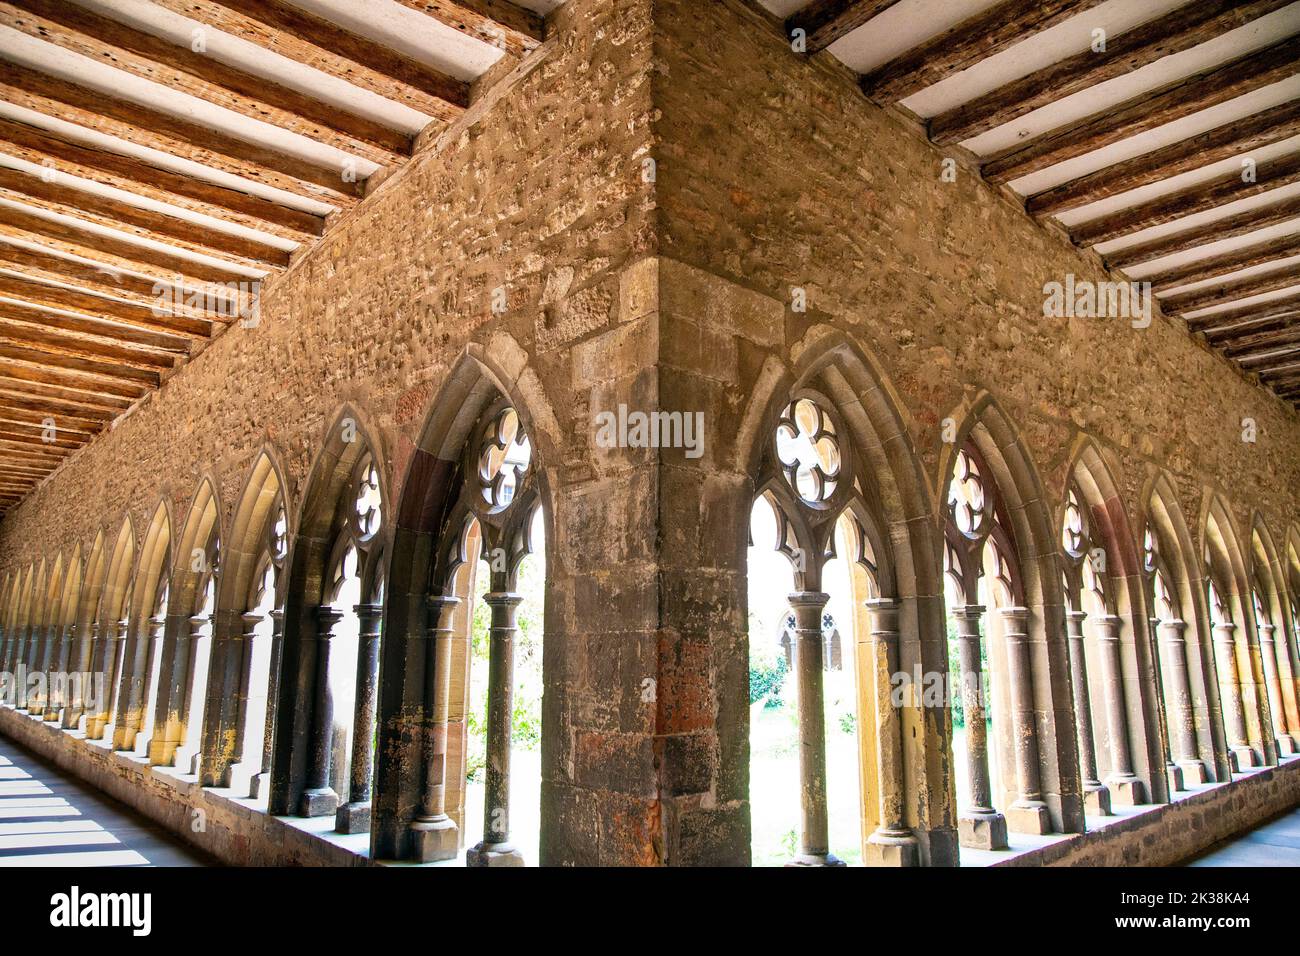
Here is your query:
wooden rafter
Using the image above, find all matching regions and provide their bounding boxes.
[0,341,160,388]
[0,274,217,338]
[0,299,193,354]
[1195,294,1300,333]
[1149,232,1300,293]
[786,0,904,54]
[390,0,545,60]
[929,0,1292,146]
[0,0,413,166]
[1161,264,1300,317]
[150,0,470,121]
[1105,195,1300,270]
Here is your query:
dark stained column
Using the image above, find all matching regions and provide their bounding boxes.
[336,602,383,833]
[999,607,1052,834]
[300,605,344,817]
[467,591,526,867]
[410,595,460,861]
[1066,610,1111,813]
[953,604,1007,849]
[863,598,919,866]
[251,609,284,799]
[1159,619,1207,784]
[1257,622,1297,756]
[1095,614,1145,805]
[1213,620,1255,770]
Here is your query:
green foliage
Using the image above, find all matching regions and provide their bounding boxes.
[749,649,788,706]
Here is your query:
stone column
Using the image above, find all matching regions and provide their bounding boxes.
[1094,614,1145,805]
[410,595,460,861]
[300,605,344,817]
[42,623,68,722]
[862,598,918,866]
[468,591,526,867]
[1065,610,1111,814]
[86,619,128,739]
[999,607,1051,834]
[1148,615,1183,795]
[779,591,844,866]
[1257,623,1297,756]
[952,604,1007,849]
[250,609,284,799]
[1213,620,1255,770]
[1159,619,1207,784]
[168,613,210,772]
[13,624,31,708]
[336,602,383,833]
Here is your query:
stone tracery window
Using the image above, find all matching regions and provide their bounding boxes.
[777,398,841,506]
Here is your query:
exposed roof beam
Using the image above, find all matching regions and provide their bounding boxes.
[1105,194,1300,269]
[0,375,131,414]
[1073,153,1300,247]
[786,0,904,55]
[0,274,216,339]
[1204,311,1299,342]
[1027,100,1300,217]
[1161,264,1300,316]
[0,169,291,270]
[0,116,324,242]
[0,321,177,371]
[930,0,1292,146]
[150,0,469,121]
[1149,231,1300,293]
[0,425,84,450]
[1224,329,1300,359]
[0,341,160,387]
[1195,293,1300,332]
[860,0,1108,104]
[0,389,114,425]
[390,0,545,60]
[0,403,97,434]
[0,358,145,403]
[0,61,363,208]
[983,35,1300,185]
[0,0,412,166]
[0,299,194,354]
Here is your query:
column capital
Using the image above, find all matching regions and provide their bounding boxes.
[1066,609,1088,625]
[952,603,986,621]
[996,605,1030,627]
[187,614,208,634]
[787,590,830,610]
[1158,618,1188,638]
[483,591,524,608]
[316,605,346,634]
[353,602,383,620]
[864,597,901,634]
[1258,622,1276,642]
[1212,620,1236,636]
[269,608,285,624]
[240,611,265,633]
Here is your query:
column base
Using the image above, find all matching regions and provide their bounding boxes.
[1276,734,1297,757]
[299,787,339,817]
[784,851,847,867]
[467,841,525,867]
[1176,759,1208,786]
[1006,801,1052,835]
[410,816,459,862]
[248,772,270,800]
[334,801,371,834]
[1229,746,1256,771]
[1083,783,1112,816]
[1165,763,1185,794]
[1107,776,1146,806]
[864,828,920,867]
[958,811,1008,850]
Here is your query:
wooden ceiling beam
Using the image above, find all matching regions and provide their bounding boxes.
[0,403,98,434]
[390,0,545,60]
[0,0,412,167]
[786,0,904,54]
[0,353,149,401]
[1148,232,1300,293]
[0,170,291,270]
[931,0,1292,146]
[0,425,85,451]
[1161,264,1300,317]
[1191,291,1300,330]
[859,0,1108,103]
[0,300,193,355]
[1105,195,1300,269]
[0,322,177,371]
[1072,153,1300,247]
[0,61,362,208]
[0,341,160,387]
[0,275,216,339]
[983,35,1300,184]
[151,0,469,121]
[1028,100,1300,218]
[0,116,324,243]
[1226,332,1300,361]
[0,376,129,415]
[0,392,111,428]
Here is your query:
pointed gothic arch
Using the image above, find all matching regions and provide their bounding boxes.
[113,500,173,755]
[86,516,137,740]
[1248,515,1300,756]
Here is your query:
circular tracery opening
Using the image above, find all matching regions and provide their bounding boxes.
[478,407,532,512]
[353,455,382,540]
[947,449,985,537]
[1062,488,1086,558]
[776,398,840,506]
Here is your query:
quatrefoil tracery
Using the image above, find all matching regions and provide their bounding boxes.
[947,449,987,539]
[478,407,532,513]
[776,398,841,508]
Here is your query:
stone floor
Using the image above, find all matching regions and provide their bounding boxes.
[1186,805,1300,867]
[0,734,210,867]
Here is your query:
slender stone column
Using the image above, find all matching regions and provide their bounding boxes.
[862,598,919,866]
[999,607,1052,834]
[30,623,58,716]
[952,604,1007,849]
[468,591,526,867]
[218,611,264,789]
[1257,623,1296,756]
[1148,615,1183,795]
[1065,610,1111,814]
[43,623,70,722]
[411,595,460,861]
[87,619,129,739]
[168,613,211,773]
[1159,619,1207,784]
[300,605,344,817]
[1094,614,1145,805]
[778,591,843,866]
[336,602,383,833]
[250,609,284,799]
[1213,621,1255,770]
